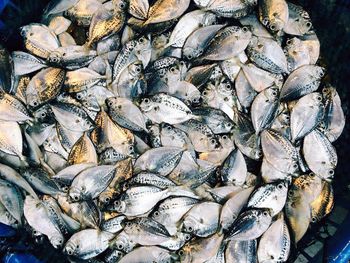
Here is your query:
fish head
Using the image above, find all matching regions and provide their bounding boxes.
[50,235,64,249]
[69,187,83,202]
[113,0,128,11]
[19,25,32,38]
[313,66,325,79]
[182,217,197,234]
[47,50,63,65]
[33,105,54,123]
[274,180,289,194]
[113,232,134,252]
[183,47,203,61]
[268,18,284,32]
[257,208,273,223]
[128,61,144,78]
[139,97,154,112]
[135,35,152,69]
[112,200,126,213]
[63,240,78,256]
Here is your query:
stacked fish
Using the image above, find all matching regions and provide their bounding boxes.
[0,0,346,262]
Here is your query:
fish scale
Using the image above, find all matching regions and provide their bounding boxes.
[0,0,344,261]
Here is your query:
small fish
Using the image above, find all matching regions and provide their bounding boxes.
[280,65,325,101]
[257,215,291,262]
[225,208,272,241]
[26,67,66,108]
[67,132,98,165]
[139,93,194,125]
[47,46,97,70]
[247,181,288,216]
[134,146,184,175]
[303,129,337,181]
[251,86,279,134]
[290,92,324,142]
[63,229,114,259]
[247,37,288,74]
[259,0,289,31]
[106,97,147,131]
[182,201,221,237]
[201,26,252,61]
[20,24,60,59]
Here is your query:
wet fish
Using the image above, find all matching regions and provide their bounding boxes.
[0,1,343,262]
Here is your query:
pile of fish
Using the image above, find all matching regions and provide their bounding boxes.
[0,0,346,262]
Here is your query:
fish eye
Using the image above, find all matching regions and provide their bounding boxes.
[202,91,208,96]
[128,145,134,151]
[286,39,292,45]
[135,66,141,73]
[311,216,317,223]
[76,94,82,100]
[119,2,125,8]
[170,67,176,73]
[262,17,269,25]
[114,200,121,206]
[328,169,334,176]
[67,250,73,255]
[272,90,278,96]
[40,112,46,118]
[316,95,322,101]
[154,211,159,216]
[226,83,231,89]
[293,163,298,169]
[138,37,145,43]
[185,234,191,241]
[306,22,312,28]
[187,54,193,60]
[210,138,216,145]
[263,211,269,216]
[179,250,185,256]
[32,101,38,107]
[104,197,110,203]
[143,98,150,104]
[180,61,186,66]
[126,222,132,227]
[270,24,276,31]
[242,27,248,32]
[117,244,123,249]
[309,172,315,177]
[277,183,284,189]
[187,226,193,232]
[257,151,263,157]
[73,196,79,201]
[222,135,228,140]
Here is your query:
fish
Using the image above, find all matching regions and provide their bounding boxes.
[280,65,325,101]
[20,24,60,59]
[0,0,343,262]
[257,215,290,262]
[247,181,288,216]
[181,201,221,237]
[290,92,324,142]
[225,208,272,241]
[63,229,114,259]
[259,0,289,31]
